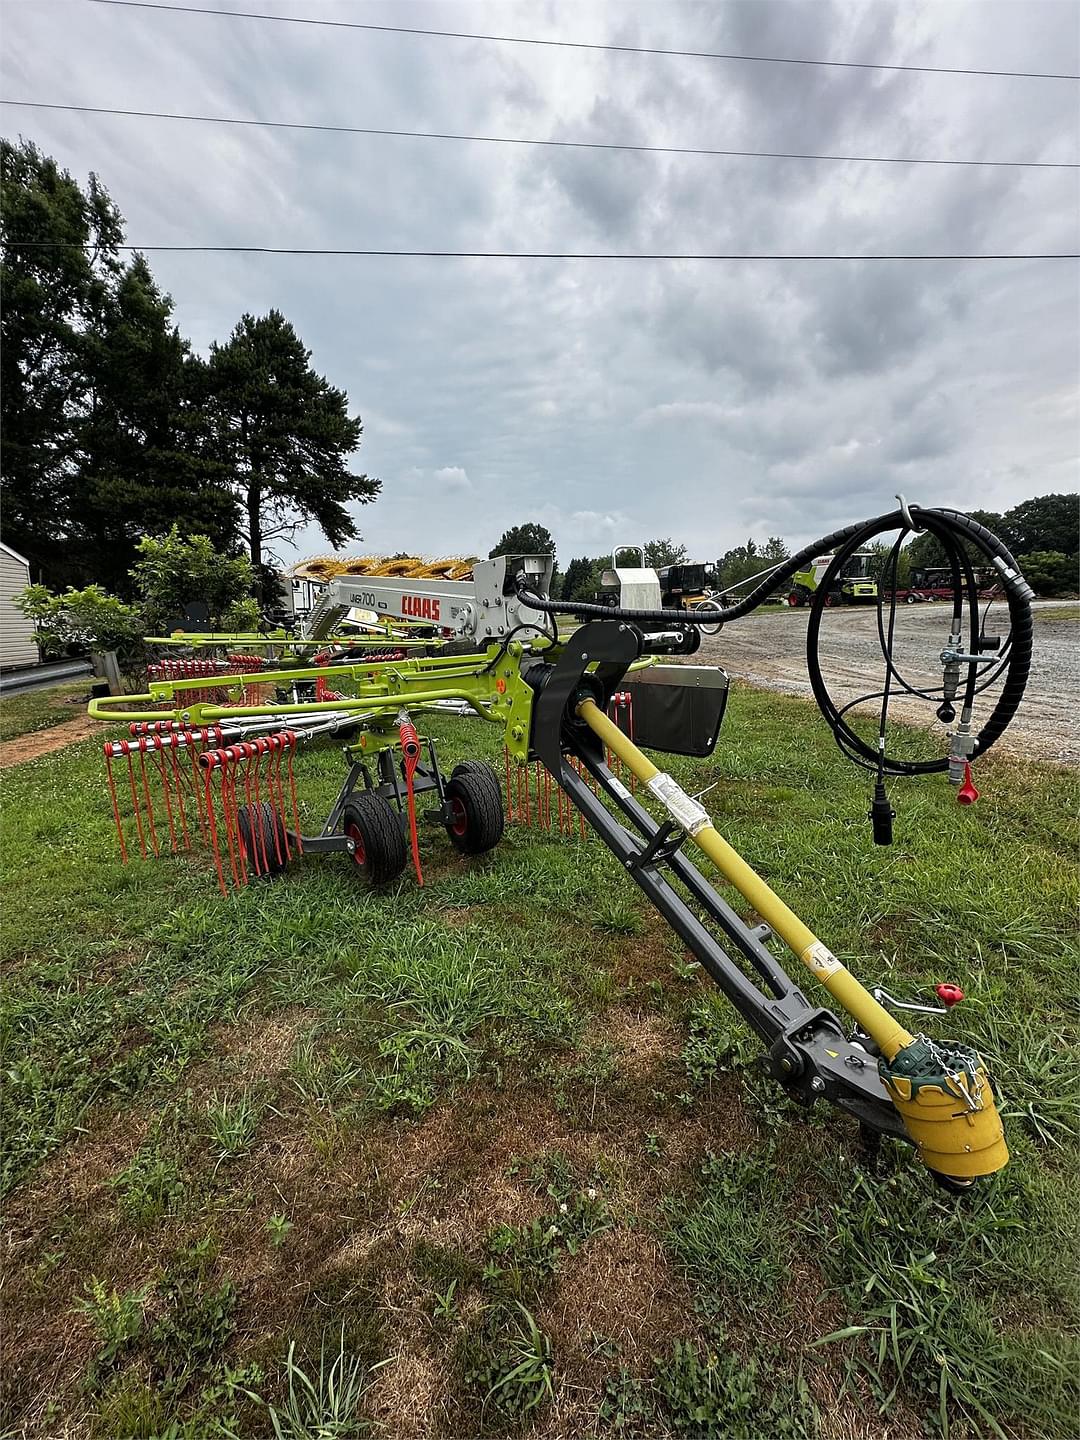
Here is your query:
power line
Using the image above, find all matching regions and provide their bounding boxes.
[9,244,1077,260]
[6,98,1075,171]
[87,0,1080,81]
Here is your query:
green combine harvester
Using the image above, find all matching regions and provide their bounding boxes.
[788,550,878,606]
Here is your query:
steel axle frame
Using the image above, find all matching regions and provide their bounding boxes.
[531,621,910,1142]
[286,736,455,857]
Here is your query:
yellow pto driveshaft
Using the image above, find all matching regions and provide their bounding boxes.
[577,697,1008,1180]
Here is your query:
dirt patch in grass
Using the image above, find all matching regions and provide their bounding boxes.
[380,1090,557,1247]
[2,1108,155,1433]
[212,1007,315,1083]
[609,926,679,989]
[366,1256,456,1440]
[0,712,101,767]
[540,1226,696,1416]
[440,906,479,928]
[591,1006,680,1082]
[5,1107,151,1246]
[0,982,760,1437]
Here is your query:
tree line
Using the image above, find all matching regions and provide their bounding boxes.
[490,497,1077,602]
[1,139,377,599]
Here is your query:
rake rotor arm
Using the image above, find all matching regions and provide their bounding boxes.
[86,648,523,729]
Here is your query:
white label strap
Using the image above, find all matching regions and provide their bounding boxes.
[645,772,711,837]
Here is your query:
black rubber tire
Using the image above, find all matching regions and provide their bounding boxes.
[930,1170,978,1197]
[341,791,407,884]
[452,759,501,779]
[236,801,289,879]
[444,762,504,854]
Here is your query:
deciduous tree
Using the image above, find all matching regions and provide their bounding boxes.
[560,556,605,601]
[1013,550,1076,597]
[130,527,259,634]
[1003,494,1078,557]
[643,538,689,569]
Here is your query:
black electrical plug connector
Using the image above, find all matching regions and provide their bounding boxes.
[936,700,956,724]
[869,781,895,846]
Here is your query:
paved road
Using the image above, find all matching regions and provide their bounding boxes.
[694,600,1078,765]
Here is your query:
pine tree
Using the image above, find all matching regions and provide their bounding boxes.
[0,138,122,582]
[78,256,236,591]
[206,311,378,567]
[1,141,235,588]
[489,523,557,561]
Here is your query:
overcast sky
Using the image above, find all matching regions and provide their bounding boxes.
[2,0,1078,566]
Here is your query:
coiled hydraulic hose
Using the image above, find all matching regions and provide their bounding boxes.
[517,505,1034,774]
[806,510,1032,774]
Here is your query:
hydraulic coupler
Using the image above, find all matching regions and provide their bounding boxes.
[878,1036,1007,1180]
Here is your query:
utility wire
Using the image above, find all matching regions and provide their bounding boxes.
[6,98,1075,171]
[87,0,1080,81]
[8,244,1078,260]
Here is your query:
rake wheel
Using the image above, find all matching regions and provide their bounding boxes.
[444,762,504,854]
[342,791,407,885]
[236,801,289,879]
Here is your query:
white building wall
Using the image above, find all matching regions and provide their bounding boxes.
[0,543,39,668]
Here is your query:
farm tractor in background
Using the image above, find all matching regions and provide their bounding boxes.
[86,501,1037,1194]
[787,550,879,607]
[656,560,712,610]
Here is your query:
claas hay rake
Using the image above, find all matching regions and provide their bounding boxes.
[88,504,1036,1191]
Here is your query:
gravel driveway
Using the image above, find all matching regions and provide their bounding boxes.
[694,600,1078,766]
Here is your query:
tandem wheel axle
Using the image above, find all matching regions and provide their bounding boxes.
[236,736,505,886]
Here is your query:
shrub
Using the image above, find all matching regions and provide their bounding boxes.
[15,583,142,661]
[131,527,257,633]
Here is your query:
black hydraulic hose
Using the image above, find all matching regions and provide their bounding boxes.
[519,512,897,626]
[803,510,1033,774]
[518,504,1034,772]
[875,534,906,772]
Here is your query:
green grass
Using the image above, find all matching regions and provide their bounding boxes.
[1034,604,1079,622]
[1,684,1077,1438]
[0,678,93,742]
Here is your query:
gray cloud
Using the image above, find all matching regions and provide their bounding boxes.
[2,0,1077,569]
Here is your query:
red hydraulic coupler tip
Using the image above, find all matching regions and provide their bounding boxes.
[957,762,979,805]
[935,983,965,1007]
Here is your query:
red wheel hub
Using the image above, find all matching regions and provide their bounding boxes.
[346,821,366,865]
[449,797,468,837]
